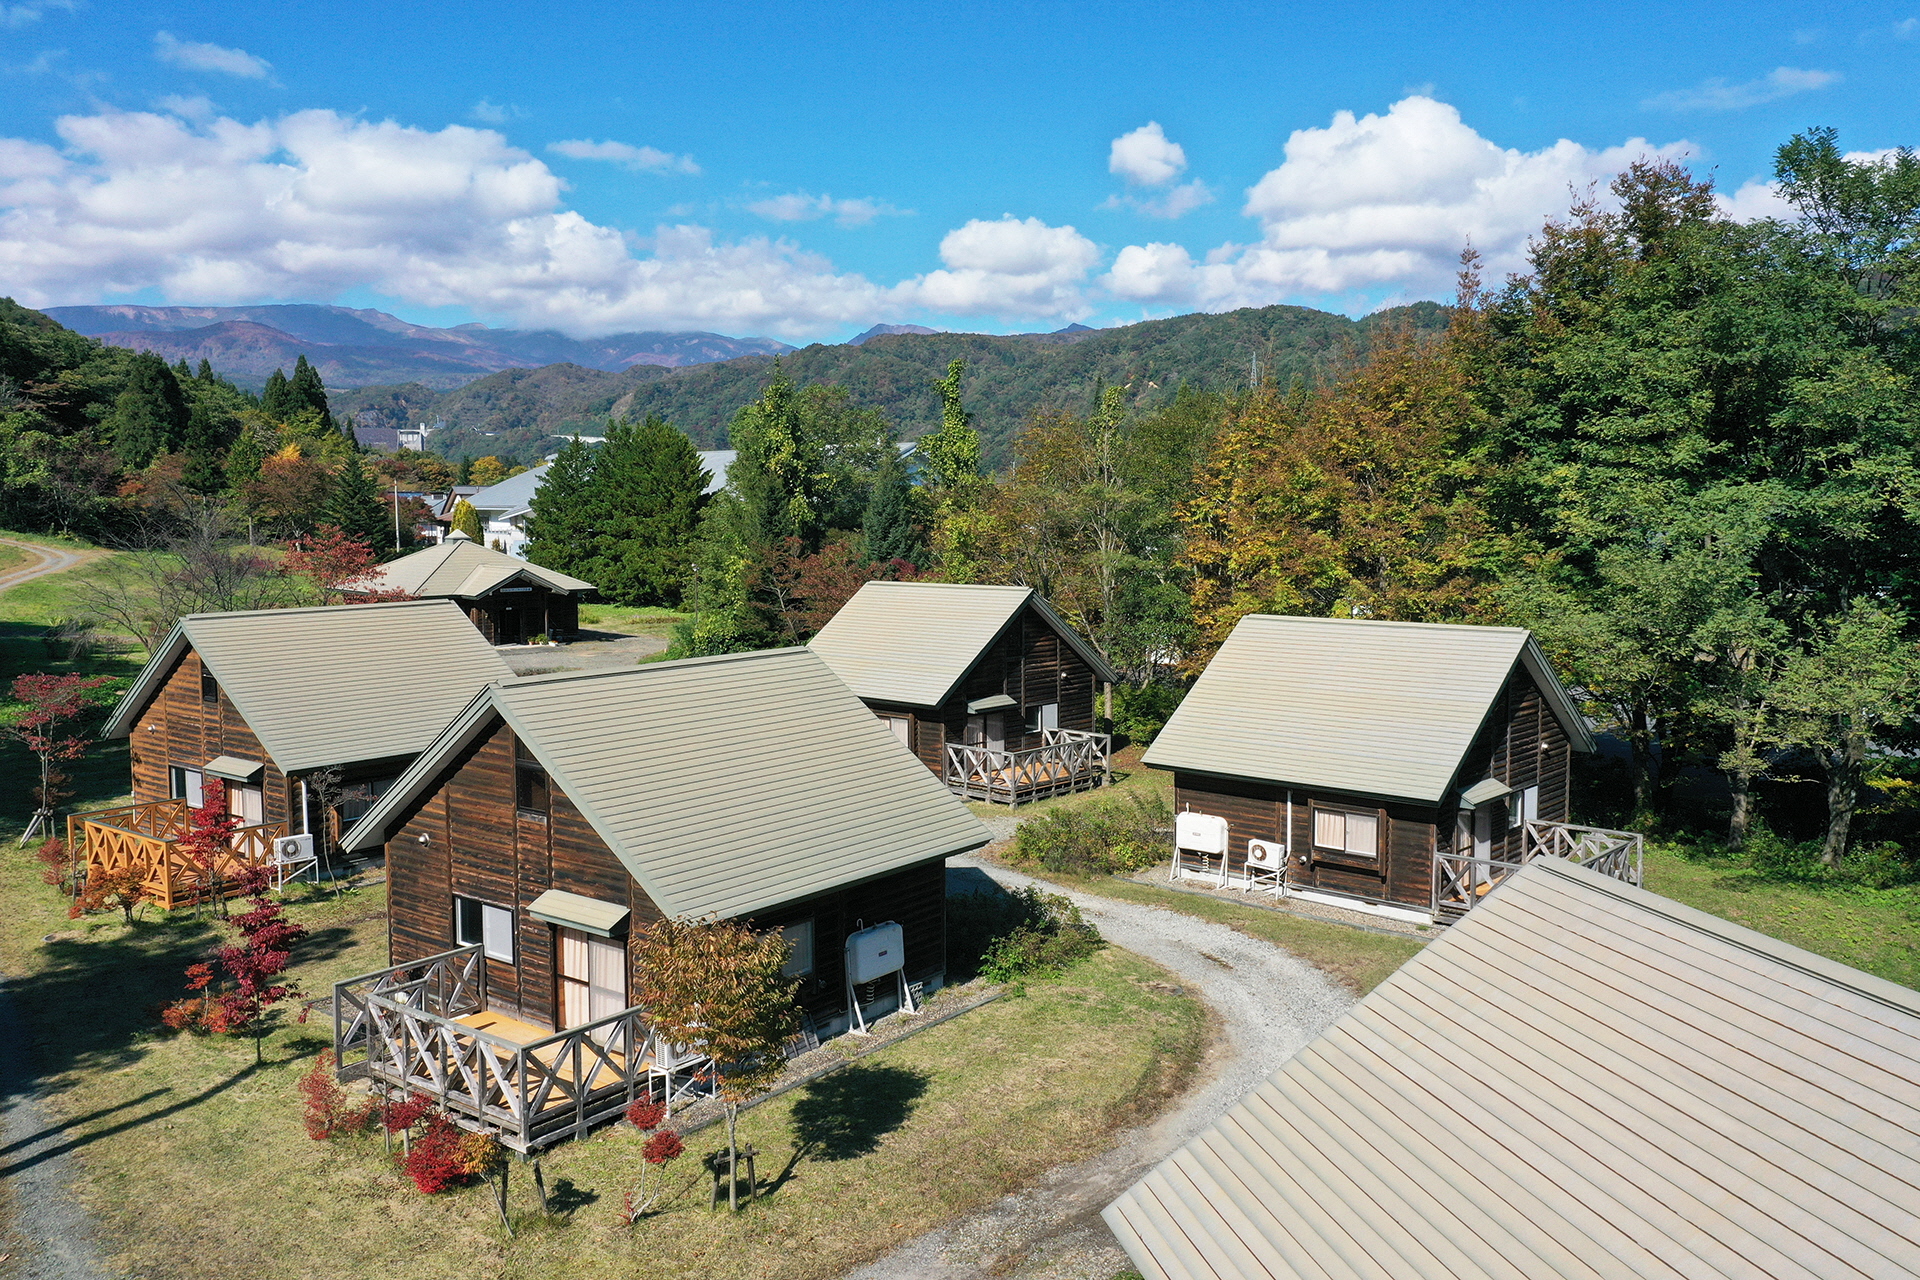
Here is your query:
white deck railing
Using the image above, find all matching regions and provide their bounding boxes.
[942,728,1111,807]
[1432,819,1644,920]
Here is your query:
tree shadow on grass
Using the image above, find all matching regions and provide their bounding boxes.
[790,1063,930,1162]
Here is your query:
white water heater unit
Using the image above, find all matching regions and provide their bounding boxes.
[845,921,916,1034]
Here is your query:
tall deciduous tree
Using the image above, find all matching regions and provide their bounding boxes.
[5,672,112,842]
[919,358,987,578]
[632,916,798,1212]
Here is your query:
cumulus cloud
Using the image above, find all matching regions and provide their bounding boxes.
[1110,121,1187,186]
[153,31,273,80]
[469,99,521,125]
[746,191,906,227]
[1643,67,1837,112]
[1103,96,1693,309]
[0,105,1094,335]
[547,138,699,174]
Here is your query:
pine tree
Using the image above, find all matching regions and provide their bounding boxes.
[180,398,228,496]
[318,451,389,550]
[260,368,292,420]
[456,456,473,485]
[449,498,483,541]
[862,445,927,567]
[288,355,335,433]
[524,436,597,576]
[197,358,216,384]
[173,358,193,382]
[582,416,708,605]
[105,352,191,468]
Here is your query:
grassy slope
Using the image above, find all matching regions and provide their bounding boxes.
[576,604,689,640]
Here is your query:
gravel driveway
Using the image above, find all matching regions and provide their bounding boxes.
[848,854,1353,1280]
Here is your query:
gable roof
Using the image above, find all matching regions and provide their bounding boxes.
[340,647,993,920]
[1142,615,1592,804]
[360,536,594,599]
[1104,857,1920,1280]
[464,463,550,515]
[101,600,516,774]
[809,581,1117,709]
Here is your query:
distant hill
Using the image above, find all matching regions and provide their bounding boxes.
[332,301,1451,466]
[849,323,942,344]
[43,303,795,390]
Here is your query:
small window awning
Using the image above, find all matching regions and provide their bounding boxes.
[527,889,630,938]
[203,755,265,784]
[966,694,1018,714]
[1458,778,1511,808]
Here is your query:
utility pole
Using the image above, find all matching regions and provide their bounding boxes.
[392,480,401,551]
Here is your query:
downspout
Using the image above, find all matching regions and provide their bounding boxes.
[1284,790,1294,896]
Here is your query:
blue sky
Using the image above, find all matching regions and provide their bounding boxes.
[2,1,1916,341]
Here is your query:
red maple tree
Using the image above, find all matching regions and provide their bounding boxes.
[178,779,241,915]
[282,525,414,605]
[5,672,112,842]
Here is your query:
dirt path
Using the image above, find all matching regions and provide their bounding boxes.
[0,978,114,1280]
[848,855,1353,1280]
[0,539,106,596]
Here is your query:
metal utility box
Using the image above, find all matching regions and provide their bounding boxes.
[845,921,905,986]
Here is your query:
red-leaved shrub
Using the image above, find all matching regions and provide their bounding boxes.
[642,1129,685,1164]
[401,1114,471,1194]
[626,1098,666,1131]
[383,1091,434,1135]
[297,1051,376,1140]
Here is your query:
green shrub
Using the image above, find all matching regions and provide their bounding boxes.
[1111,682,1185,746]
[976,888,1103,983]
[1011,793,1171,876]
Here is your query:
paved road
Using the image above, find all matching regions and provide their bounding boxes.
[848,855,1353,1280]
[0,539,104,597]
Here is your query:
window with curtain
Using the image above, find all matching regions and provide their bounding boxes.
[455,896,515,962]
[1311,807,1381,860]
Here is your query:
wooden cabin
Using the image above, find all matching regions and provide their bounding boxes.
[351,531,594,645]
[809,581,1119,806]
[1144,615,1640,925]
[89,601,513,906]
[331,646,991,1150]
[1104,856,1920,1280]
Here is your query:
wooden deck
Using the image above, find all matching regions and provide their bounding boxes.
[1432,819,1644,923]
[334,945,704,1152]
[943,729,1111,807]
[66,799,285,910]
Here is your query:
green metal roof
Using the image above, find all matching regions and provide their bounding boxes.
[361,536,593,599]
[1104,857,1920,1280]
[1143,615,1593,805]
[342,647,993,921]
[809,581,1116,709]
[102,600,516,775]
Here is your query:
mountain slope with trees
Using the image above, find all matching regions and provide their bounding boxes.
[333,302,1449,467]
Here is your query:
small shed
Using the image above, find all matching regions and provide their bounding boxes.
[1104,856,1920,1280]
[331,646,992,1149]
[1143,615,1629,924]
[809,581,1119,805]
[87,600,513,905]
[354,531,594,645]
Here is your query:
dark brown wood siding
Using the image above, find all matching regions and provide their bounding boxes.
[1445,664,1575,861]
[749,858,948,1023]
[870,601,1106,775]
[460,586,577,645]
[128,646,290,829]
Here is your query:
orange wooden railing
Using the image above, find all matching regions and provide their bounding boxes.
[67,800,284,911]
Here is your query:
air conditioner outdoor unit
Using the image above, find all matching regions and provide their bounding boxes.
[273,834,314,862]
[1245,839,1285,869]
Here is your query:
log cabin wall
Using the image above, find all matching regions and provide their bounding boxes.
[871,602,1103,773]
[1172,773,1438,912]
[127,647,290,829]
[1445,665,1575,861]
[383,714,949,1031]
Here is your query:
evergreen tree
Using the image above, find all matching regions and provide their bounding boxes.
[317,450,389,550]
[173,358,193,382]
[449,498,483,541]
[260,368,292,420]
[456,455,473,485]
[862,444,927,566]
[287,354,335,433]
[197,358,216,384]
[105,351,191,468]
[180,398,229,496]
[582,416,708,605]
[524,436,597,577]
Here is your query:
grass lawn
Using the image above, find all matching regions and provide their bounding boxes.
[1643,843,1919,989]
[576,604,688,640]
[963,742,1172,827]
[0,830,1206,1280]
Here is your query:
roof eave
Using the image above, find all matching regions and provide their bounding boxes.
[1147,759,1447,808]
[339,687,502,850]
[99,622,190,739]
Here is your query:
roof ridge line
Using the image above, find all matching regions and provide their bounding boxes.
[184,598,446,623]
[497,645,811,689]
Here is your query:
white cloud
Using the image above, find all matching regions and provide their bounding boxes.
[153,31,273,80]
[547,138,699,175]
[1110,121,1187,186]
[0,106,1093,335]
[907,216,1099,317]
[154,94,217,123]
[469,99,521,125]
[746,191,906,227]
[1716,178,1795,222]
[1891,17,1918,38]
[1643,66,1837,112]
[1,1,73,28]
[1106,178,1214,220]
[1102,95,1694,309]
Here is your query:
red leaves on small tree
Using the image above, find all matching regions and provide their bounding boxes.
[71,863,149,923]
[621,1096,687,1222]
[298,1051,376,1140]
[401,1114,472,1193]
[382,1091,435,1135]
[35,837,79,893]
[625,1098,666,1131]
[283,525,413,605]
[4,672,113,828]
[177,778,241,912]
[642,1129,684,1165]
[160,864,307,1060]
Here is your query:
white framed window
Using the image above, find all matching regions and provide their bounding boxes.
[1025,703,1059,733]
[1509,785,1540,829]
[169,766,204,808]
[455,897,515,963]
[781,919,815,978]
[879,715,911,747]
[1311,807,1380,860]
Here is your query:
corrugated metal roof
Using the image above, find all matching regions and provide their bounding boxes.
[809,581,1116,708]
[360,537,593,598]
[465,463,550,513]
[102,600,516,774]
[1142,615,1592,804]
[1103,857,1920,1280]
[342,647,993,921]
